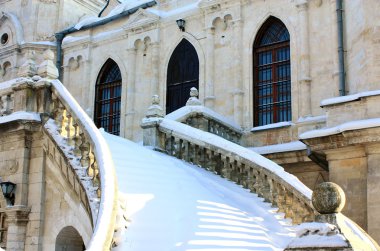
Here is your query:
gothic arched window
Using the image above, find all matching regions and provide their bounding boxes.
[94,59,122,135]
[166,39,199,114]
[253,17,291,126]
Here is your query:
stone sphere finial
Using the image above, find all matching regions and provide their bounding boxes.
[152,94,160,105]
[190,87,199,98]
[312,182,346,214]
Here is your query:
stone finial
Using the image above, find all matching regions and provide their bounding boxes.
[186,87,202,106]
[18,50,37,77]
[37,49,59,79]
[312,182,346,214]
[145,95,164,118]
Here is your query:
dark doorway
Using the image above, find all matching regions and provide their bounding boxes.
[55,226,85,251]
[94,59,122,135]
[166,39,199,114]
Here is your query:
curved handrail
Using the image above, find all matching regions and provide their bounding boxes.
[50,79,118,250]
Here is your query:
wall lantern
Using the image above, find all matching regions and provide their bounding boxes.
[0,181,16,206]
[176,19,186,32]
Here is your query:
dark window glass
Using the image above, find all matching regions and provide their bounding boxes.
[94,59,122,135]
[253,18,291,126]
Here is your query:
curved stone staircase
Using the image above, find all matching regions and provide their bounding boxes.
[0,52,379,250]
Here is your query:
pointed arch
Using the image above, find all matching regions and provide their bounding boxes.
[166,39,199,113]
[253,17,291,126]
[94,58,122,135]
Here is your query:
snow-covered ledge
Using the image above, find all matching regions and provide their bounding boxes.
[165,88,242,143]
[299,118,380,140]
[251,121,294,132]
[321,89,380,107]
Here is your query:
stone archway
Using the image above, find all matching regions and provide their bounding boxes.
[55,226,84,251]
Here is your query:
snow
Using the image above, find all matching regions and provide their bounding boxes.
[297,115,326,123]
[165,105,242,132]
[159,118,312,199]
[147,0,201,18]
[251,122,293,132]
[249,141,306,155]
[73,0,153,30]
[321,89,380,107]
[0,77,29,91]
[28,41,56,46]
[0,111,40,124]
[107,0,152,17]
[102,131,296,251]
[62,35,89,45]
[49,79,117,251]
[287,223,348,248]
[299,118,380,139]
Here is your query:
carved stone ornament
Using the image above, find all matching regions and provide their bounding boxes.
[186,87,202,106]
[145,95,164,118]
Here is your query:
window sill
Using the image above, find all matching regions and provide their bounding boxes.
[251,121,293,132]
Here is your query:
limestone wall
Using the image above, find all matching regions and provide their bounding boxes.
[0,122,92,250]
[60,0,370,143]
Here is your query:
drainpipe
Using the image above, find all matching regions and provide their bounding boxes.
[54,0,157,79]
[98,0,110,17]
[336,0,346,96]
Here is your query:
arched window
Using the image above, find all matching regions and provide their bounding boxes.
[166,39,199,114]
[253,17,291,126]
[94,59,122,135]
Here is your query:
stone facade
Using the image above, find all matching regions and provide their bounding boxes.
[2,0,380,247]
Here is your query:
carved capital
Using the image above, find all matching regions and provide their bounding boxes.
[4,206,30,226]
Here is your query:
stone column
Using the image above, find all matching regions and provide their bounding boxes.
[4,206,30,251]
[125,47,137,139]
[151,42,160,96]
[232,19,244,125]
[141,95,164,151]
[205,27,215,109]
[296,0,312,117]
[366,144,380,243]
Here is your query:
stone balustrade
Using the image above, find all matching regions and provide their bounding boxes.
[142,96,316,225]
[165,87,242,144]
[0,50,117,250]
[158,122,315,224]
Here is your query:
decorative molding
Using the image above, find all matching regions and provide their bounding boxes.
[123,9,159,31]
[0,12,25,45]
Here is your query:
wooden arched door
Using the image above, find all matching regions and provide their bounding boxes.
[166,39,199,114]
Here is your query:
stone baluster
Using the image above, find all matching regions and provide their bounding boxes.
[284,191,294,219]
[88,149,95,180]
[79,133,90,167]
[252,170,261,194]
[276,184,286,213]
[65,112,73,145]
[73,121,82,157]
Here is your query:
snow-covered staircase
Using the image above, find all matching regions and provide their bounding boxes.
[103,131,295,250]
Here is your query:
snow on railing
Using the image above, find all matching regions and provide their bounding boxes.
[49,79,118,250]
